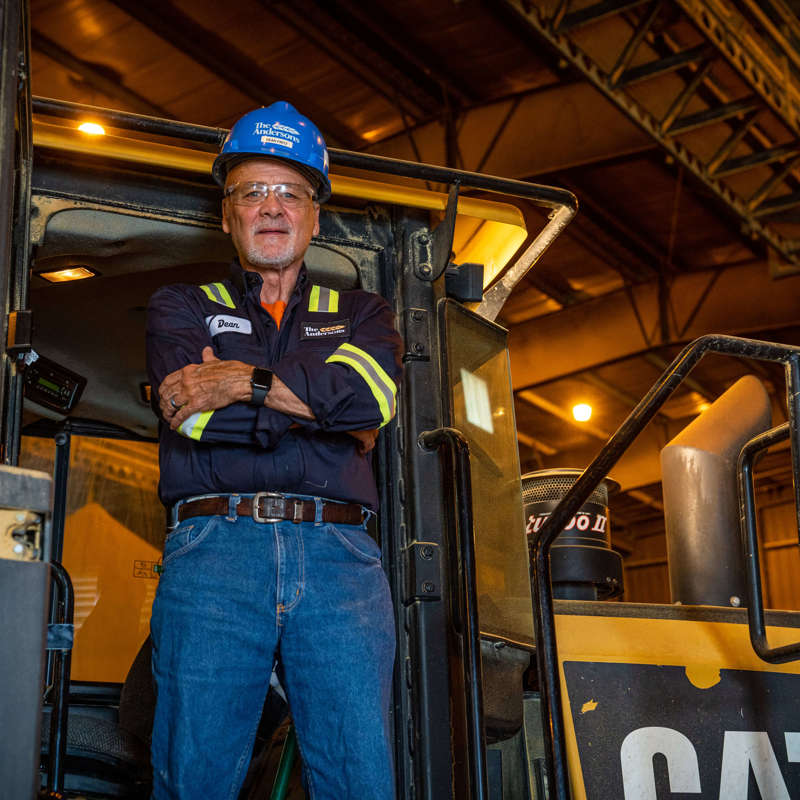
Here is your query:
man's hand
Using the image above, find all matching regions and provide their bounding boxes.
[347,428,379,454]
[159,348,368,443]
[159,347,251,430]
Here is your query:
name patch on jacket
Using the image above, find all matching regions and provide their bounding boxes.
[300,320,350,340]
[205,314,253,336]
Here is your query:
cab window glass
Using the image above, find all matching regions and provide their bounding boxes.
[443,301,534,646]
[20,434,164,682]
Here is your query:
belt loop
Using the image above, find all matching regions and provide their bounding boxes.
[168,501,182,529]
[227,494,241,522]
[314,497,324,526]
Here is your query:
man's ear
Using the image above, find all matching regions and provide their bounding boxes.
[313,203,320,237]
[221,198,230,234]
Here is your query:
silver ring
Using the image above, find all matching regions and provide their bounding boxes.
[170,396,180,410]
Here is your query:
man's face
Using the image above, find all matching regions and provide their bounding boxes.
[221,158,320,273]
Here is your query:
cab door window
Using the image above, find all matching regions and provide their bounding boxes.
[20,433,164,682]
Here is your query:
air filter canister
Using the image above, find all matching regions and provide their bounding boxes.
[522,468,624,600]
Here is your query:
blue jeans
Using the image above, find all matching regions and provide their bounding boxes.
[149,507,396,800]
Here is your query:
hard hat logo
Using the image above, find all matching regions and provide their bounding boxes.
[213,102,332,203]
[254,121,300,147]
[270,122,301,136]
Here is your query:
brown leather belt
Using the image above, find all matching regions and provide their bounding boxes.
[176,492,365,525]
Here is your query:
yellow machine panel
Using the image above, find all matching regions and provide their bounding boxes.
[555,603,800,799]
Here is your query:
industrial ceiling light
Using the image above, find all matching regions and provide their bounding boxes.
[78,122,105,135]
[37,266,99,283]
[572,403,592,422]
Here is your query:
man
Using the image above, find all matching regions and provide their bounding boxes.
[145,102,402,800]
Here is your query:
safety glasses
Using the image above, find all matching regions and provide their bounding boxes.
[224,182,317,208]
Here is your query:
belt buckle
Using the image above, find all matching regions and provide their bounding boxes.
[252,492,286,523]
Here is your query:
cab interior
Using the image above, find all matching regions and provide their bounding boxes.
[27,123,540,796]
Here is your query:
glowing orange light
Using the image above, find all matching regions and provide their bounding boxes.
[572,403,592,422]
[78,122,105,136]
[38,267,97,283]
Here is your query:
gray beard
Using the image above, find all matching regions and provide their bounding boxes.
[244,246,295,271]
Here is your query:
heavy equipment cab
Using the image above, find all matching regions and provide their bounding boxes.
[2,8,578,789]
[5,3,800,800]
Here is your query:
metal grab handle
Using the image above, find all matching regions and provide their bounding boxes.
[46,561,74,795]
[418,427,488,800]
[738,422,800,663]
[530,335,800,800]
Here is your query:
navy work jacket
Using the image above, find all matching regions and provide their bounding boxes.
[146,261,403,510]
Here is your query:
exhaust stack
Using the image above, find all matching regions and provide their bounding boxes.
[661,375,771,606]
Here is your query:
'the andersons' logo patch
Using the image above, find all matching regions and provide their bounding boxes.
[301,320,351,340]
[205,315,253,336]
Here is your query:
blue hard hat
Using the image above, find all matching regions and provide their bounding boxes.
[213,102,331,203]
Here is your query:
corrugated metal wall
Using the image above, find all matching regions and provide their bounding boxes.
[622,487,800,610]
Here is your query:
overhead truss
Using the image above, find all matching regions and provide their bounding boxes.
[496,0,800,267]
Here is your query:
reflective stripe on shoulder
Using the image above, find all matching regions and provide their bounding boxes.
[177,410,214,440]
[200,282,235,309]
[325,342,397,427]
[308,285,339,313]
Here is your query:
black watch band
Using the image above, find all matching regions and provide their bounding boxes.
[249,367,273,407]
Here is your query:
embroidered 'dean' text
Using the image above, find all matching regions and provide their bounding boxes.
[205,315,253,336]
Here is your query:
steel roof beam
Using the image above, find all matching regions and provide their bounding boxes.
[715,145,800,179]
[558,0,651,32]
[659,60,712,133]
[367,82,654,180]
[608,0,663,85]
[329,0,476,107]
[667,97,762,136]
[507,259,800,388]
[675,0,800,139]
[265,0,442,121]
[31,30,171,119]
[493,0,798,263]
[707,109,761,175]
[554,174,662,280]
[752,191,800,218]
[748,156,800,210]
[616,43,713,87]
[103,0,362,148]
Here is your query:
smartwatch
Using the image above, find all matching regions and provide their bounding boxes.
[250,367,273,407]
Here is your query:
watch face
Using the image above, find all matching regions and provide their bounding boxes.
[251,368,273,391]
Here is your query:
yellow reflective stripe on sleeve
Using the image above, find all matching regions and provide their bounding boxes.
[199,282,235,309]
[308,285,339,313]
[177,410,214,440]
[213,282,235,309]
[200,285,217,303]
[325,342,397,426]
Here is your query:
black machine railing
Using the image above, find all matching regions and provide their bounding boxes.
[738,421,800,664]
[31,96,578,213]
[43,561,74,797]
[529,334,800,800]
[419,427,488,800]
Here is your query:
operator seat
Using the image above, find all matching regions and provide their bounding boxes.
[41,636,292,797]
[40,637,153,798]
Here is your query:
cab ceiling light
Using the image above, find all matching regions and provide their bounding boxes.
[78,122,105,135]
[37,266,98,283]
[572,403,592,422]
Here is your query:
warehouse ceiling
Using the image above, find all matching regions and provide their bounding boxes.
[27,0,800,539]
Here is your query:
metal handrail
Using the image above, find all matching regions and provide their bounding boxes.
[529,334,800,799]
[738,422,800,663]
[45,561,74,796]
[419,427,488,800]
